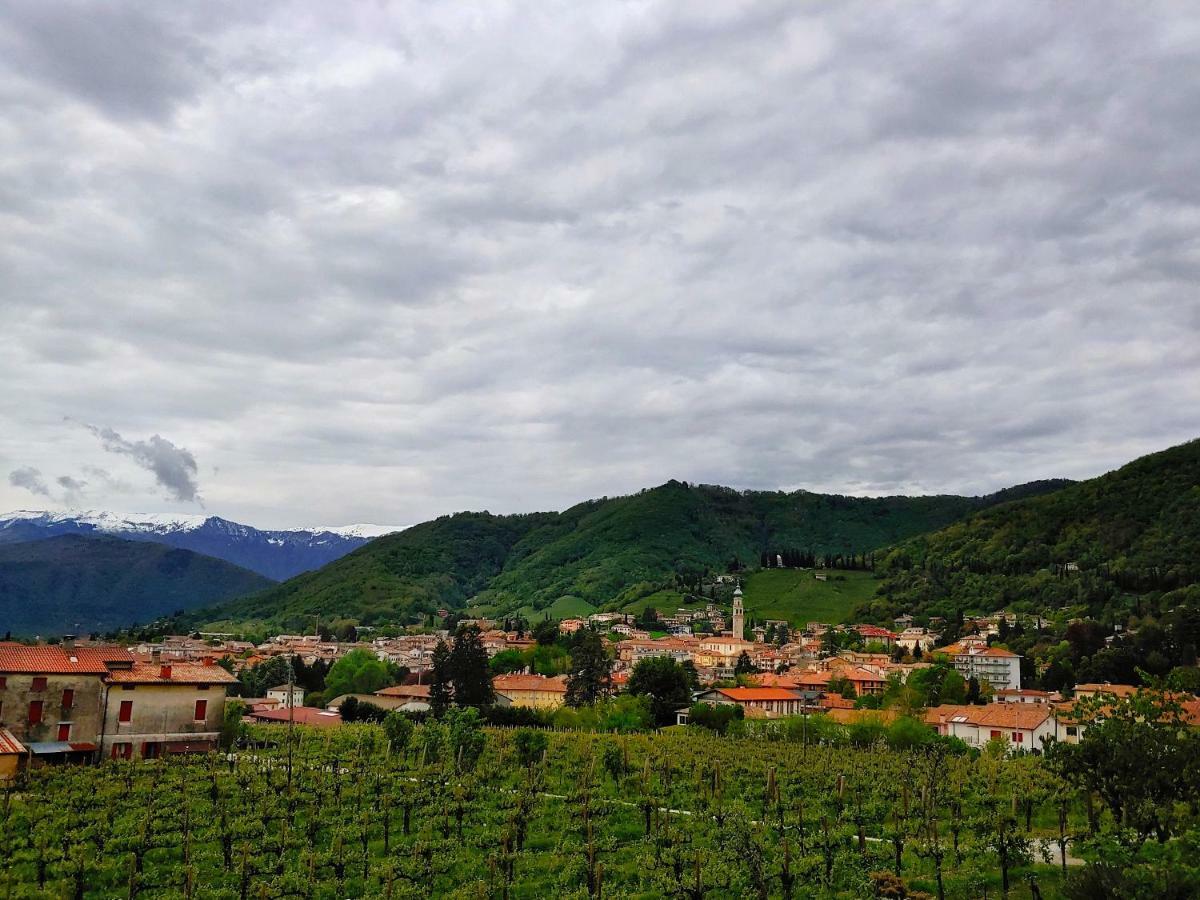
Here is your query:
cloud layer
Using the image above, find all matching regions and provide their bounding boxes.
[1,2,1198,528]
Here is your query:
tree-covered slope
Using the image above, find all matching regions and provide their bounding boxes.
[857,439,1200,624]
[190,479,1071,630]
[0,535,273,635]
[201,511,557,628]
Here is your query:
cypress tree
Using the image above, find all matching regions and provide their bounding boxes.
[429,640,453,717]
[565,629,611,707]
[450,625,495,708]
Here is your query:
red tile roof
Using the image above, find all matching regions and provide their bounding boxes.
[375,684,431,698]
[492,674,568,693]
[104,662,238,685]
[714,688,803,702]
[0,728,25,755]
[0,645,133,675]
[248,706,342,727]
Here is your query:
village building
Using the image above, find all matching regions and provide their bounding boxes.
[266,683,306,708]
[924,703,1056,750]
[939,642,1022,691]
[0,727,26,782]
[687,687,816,721]
[101,659,238,759]
[492,674,568,710]
[0,643,135,764]
[247,706,342,727]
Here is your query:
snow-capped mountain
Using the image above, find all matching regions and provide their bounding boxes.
[0,510,404,582]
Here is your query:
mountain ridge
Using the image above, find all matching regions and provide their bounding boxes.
[187,477,1075,631]
[0,534,274,635]
[0,510,402,581]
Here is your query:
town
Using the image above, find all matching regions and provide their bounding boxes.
[4,577,1189,779]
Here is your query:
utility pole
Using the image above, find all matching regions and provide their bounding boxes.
[287,649,295,790]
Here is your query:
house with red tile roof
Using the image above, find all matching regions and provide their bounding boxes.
[101,659,238,759]
[246,706,343,728]
[0,727,26,782]
[925,702,1057,750]
[691,687,815,719]
[493,674,569,709]
[0,643,135,763]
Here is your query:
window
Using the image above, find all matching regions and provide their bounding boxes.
[1012,732,1024,743]
[31,677,47,692]
[61,688,74,709]
[28,700,44,724]
[989,729,1002,740]
[194,699,207,721]
[1066,726,1077,737]
[118,700,133,723]
[57,723,71,741]
[142,742,160,759]
[0,676,6,689]
[111,743,132,760]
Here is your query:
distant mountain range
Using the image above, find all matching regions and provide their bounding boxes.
[0,534,274,635]
[187,478,1076,631]
[0,510,402,581]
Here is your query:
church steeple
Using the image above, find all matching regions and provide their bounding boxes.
[731,583,744,639]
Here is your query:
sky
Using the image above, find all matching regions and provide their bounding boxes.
[2,1,1199,530]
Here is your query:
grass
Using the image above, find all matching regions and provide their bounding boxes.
[741,567,880,625]
[507,594,598,621]
[614,588,686,616]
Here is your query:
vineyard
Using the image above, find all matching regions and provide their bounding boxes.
[0,721,1087,899]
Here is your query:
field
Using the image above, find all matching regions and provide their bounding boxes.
[0,722,1077,899]
[740,569,880,625]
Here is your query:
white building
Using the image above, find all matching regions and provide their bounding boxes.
[266,683,306,708]
[949,645,1021,691]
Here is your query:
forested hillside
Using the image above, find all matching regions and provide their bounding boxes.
[0,535,273,635]
[188,479,1070,631]
[856,439,1200,625]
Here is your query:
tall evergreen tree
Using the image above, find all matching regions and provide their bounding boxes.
[565,628,611,707]
[734,650,756,675]
[429,639,453,717]
[450,625,495,708]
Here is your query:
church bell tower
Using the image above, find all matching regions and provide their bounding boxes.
[731,584,745,639]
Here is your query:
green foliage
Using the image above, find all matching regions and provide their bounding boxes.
[513,729,549,767]
[381,711,413,752]
[564,628,612,707]
[448,625,494,709]
[861,439,1200,624]
[488,648,525,674]
[740,567,880,625]
[687,702,744,734]
[0,534,273,635]
[219,700,246,749]
[324,648,392,699]
[185,479,1066,630]
[627,656,693,726]
[444,706,486,772]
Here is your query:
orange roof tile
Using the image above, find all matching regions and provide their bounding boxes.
[105,662,238,685]
[715,688,803,702]
[248,707,342,727]
[0,727,26,755]
[0,645,132,675]
[492,674,568,693]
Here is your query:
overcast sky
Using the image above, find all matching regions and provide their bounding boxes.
[2,2,1198,529]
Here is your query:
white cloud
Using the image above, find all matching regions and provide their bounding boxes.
[0,1,1197,528]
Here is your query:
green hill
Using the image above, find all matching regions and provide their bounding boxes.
[0,534,273,635]
[856,438,1200,625]
[187,479,1071,631]
[740,568,880,625]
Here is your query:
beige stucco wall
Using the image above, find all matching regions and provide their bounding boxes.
[0,673,106,745]
[101,683,228,756]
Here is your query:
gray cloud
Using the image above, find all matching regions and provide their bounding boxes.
[55,475,87,506]
[81,425,201,504]
[0,2,1198,528]
[9,467,50,497]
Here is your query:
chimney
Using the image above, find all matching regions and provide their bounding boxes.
[202,655,214,666]
[151,648,162,663]
[160,664,172,680]
[62,634,76,650]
